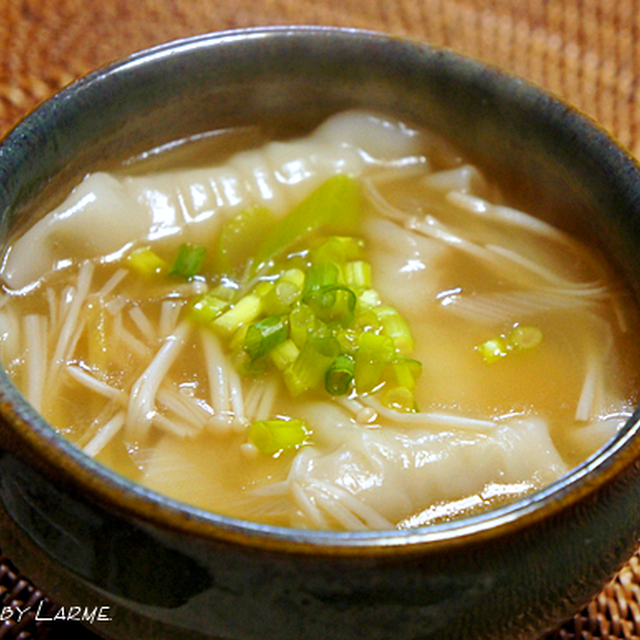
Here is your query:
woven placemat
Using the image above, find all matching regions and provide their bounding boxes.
[0,0,640,638]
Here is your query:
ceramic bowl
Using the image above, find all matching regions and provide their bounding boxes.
[0,26,640,640]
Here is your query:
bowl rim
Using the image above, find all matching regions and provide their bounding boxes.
[2,24,640,555]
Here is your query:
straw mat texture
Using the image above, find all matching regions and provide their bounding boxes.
[0,0,640,638]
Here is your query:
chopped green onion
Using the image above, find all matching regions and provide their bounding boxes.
[477,336,509,363]
[269,339,300,371]
[389,357,422,391]
[252,174,362,273]
[261,280,301,316]
[214,205,276,275]
[311,236,363,265]
[284,340,335,396]
[303,262,341,300]
[244,316,288,361]
[307,285,357,325]
[126,247,167,278]
[353,309,382,334]
[213,293,263,336]
[508,325,543,351]
[325,353,355,396]
[336,327,359,355]
[374,305,414,356]
[354,331,396,394]
[477,325,543,363]
[357,288,382,309]
[344,261,371,289]
[249,418,310,455]
[169,244,207,278]
[189,293,230,324]
[289,303,317,348]
[381,386,417,413]
[307,325,341,359]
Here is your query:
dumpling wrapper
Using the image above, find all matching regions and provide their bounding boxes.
[1,111,428,290]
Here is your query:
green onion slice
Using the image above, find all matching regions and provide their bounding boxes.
[249,418,310,456]
[169,244,207,278]
[244,315,288,361]
[252,174,362,273]
[325,353,355,396]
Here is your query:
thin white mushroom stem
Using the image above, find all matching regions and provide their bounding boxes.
[201,327,248,432]
[45,261,94,404]
[156,385,213,431]
[23,314,48,412]
[126,320,191,442]
[65,364,127,404]
[83,411,126,458]
[128,305,158,344]
[359,395,498,431]
[50,261,94,369]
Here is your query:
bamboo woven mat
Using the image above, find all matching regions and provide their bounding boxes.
[1,0,640,638]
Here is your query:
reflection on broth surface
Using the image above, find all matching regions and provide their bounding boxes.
[0,111,638,531]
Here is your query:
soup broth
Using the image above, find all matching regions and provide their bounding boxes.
[1,111,638,531]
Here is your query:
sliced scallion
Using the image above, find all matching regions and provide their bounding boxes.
[249,418,310,456]
[508,325,543,351]
[252,174,362,273]
[374,305,414,356]
[284,340,335,396]
[169,244,207,279]
[477,336,509,363]
[244,315,288,361]
[126,247,167,278]
[325,353,355,396]
[213,293,263,336]
[189,293,230,324]
[354,331,396,394]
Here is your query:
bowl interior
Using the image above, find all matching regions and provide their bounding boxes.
[1,26,640,547]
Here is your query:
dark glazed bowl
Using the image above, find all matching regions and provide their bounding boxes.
[0,26,640,640]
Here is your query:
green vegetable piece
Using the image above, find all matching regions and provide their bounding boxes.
[353,308,382,334]
[284,340,335,396]
[344,260,371,289]
[311,236,363,265]
[215,205,276,275]
[252,174,362,273]
[213,293,263,336]
[354,331,396,394]
[303,263,356,323]
[269,339,300,371]
[289,303,317,348]
[249,418,310,456]
[508,325,543,351]
[374,305,414,356]
[381,386,417,413]
[307,324,341,359]
[357,288,382,309]
[389,357,422,391]
[261,271,304,316]
[169,244,207,278]
[303,262,341,300]
[325,353,355,396]
[126,247,168,278]
[335,327,359,355]
[244,315,288,361]
[189,293,230,324]
[477,336,509,363]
